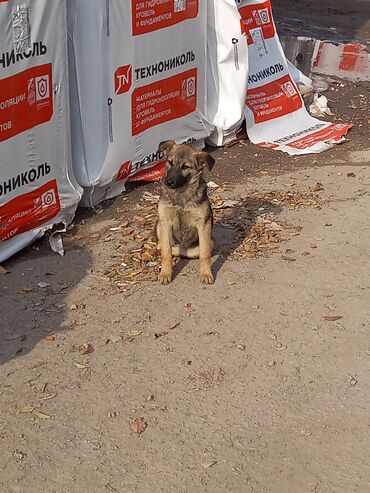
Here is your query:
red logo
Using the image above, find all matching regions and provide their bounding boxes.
[115,65,132,94]
[116,161,132,181]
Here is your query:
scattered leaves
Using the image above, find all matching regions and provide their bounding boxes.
[129,417,147,434]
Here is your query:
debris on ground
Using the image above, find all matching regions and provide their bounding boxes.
[97,187,322,287]
[129,417,147,435]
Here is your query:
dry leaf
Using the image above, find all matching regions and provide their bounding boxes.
[281,256,296,262]
[19,406,35,414]
[323,315,343,321]
[0,265,8,275]
[124,330,142,343]
[74,362,89,369]
[169,322,181,331]
[122,227,134,237]
[34,411,51,420]
[347,172,356,178]
[69,304,78,311]
[44,335,55,342]
[154,331,168,339]
[78,343,94,355]
[201,461,217,469]
[311,182,324,192]
[300,429,312,437]
[310,243,318,249]
[17,288,34,294]
[130,417,147,434]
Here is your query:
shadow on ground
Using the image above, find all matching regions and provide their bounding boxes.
[172,197,283,282]
[0,244,92,367]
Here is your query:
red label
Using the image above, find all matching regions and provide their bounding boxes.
[246,74,302,124]
[132,68,197,135]
[0,180,61,243]
[0,63,53,142]
[116,161,132,181]
[239,1,275,45]
[257,142,279,150]
[128,162,165,182]
[115,65,132,94]
[132,0,199,36]
[287,123,352,150]
[339,44,362,72]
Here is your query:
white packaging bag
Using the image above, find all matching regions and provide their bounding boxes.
[236,0,351,155]
[0,0,81,263]
[207,0,248,146]
[67,0,213,206]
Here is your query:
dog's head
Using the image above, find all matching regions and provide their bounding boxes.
[158,140,215,190]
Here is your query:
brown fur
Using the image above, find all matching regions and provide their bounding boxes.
[155,141,215,284]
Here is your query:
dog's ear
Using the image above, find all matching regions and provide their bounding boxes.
[196,151,215,172]
[158,140,176,158]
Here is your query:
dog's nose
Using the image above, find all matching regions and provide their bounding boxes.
[165,178,176,188]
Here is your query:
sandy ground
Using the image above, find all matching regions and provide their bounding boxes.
[1,2,370,492]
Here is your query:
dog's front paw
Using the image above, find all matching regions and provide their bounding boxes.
[158,271,172,285]
[200,272,214,285]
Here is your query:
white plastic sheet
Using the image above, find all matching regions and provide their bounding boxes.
[67,0,213,206]
[0,0,81,263]
[236,0,351,155]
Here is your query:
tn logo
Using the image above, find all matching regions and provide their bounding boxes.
[115,65,132,94]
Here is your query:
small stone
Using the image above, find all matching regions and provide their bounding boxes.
[108,334,123,344]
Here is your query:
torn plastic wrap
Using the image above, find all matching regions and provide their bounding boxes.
[236,0,352,155]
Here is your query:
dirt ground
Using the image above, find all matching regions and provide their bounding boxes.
[1,2,370,493]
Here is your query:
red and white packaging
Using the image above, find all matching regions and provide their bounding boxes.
[206,0,248,146]
[237,0,352,155]
[312,41,370,82]
[67,0,213,206]
[0,0,81,263]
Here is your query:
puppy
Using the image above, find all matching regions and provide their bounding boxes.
[155,140,215,285]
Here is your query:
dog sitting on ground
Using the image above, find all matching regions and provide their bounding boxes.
[155,140,215,285]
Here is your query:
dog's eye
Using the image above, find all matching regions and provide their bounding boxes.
[182,163,192,170]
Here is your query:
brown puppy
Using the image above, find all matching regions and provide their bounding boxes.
[155,140,215,285]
